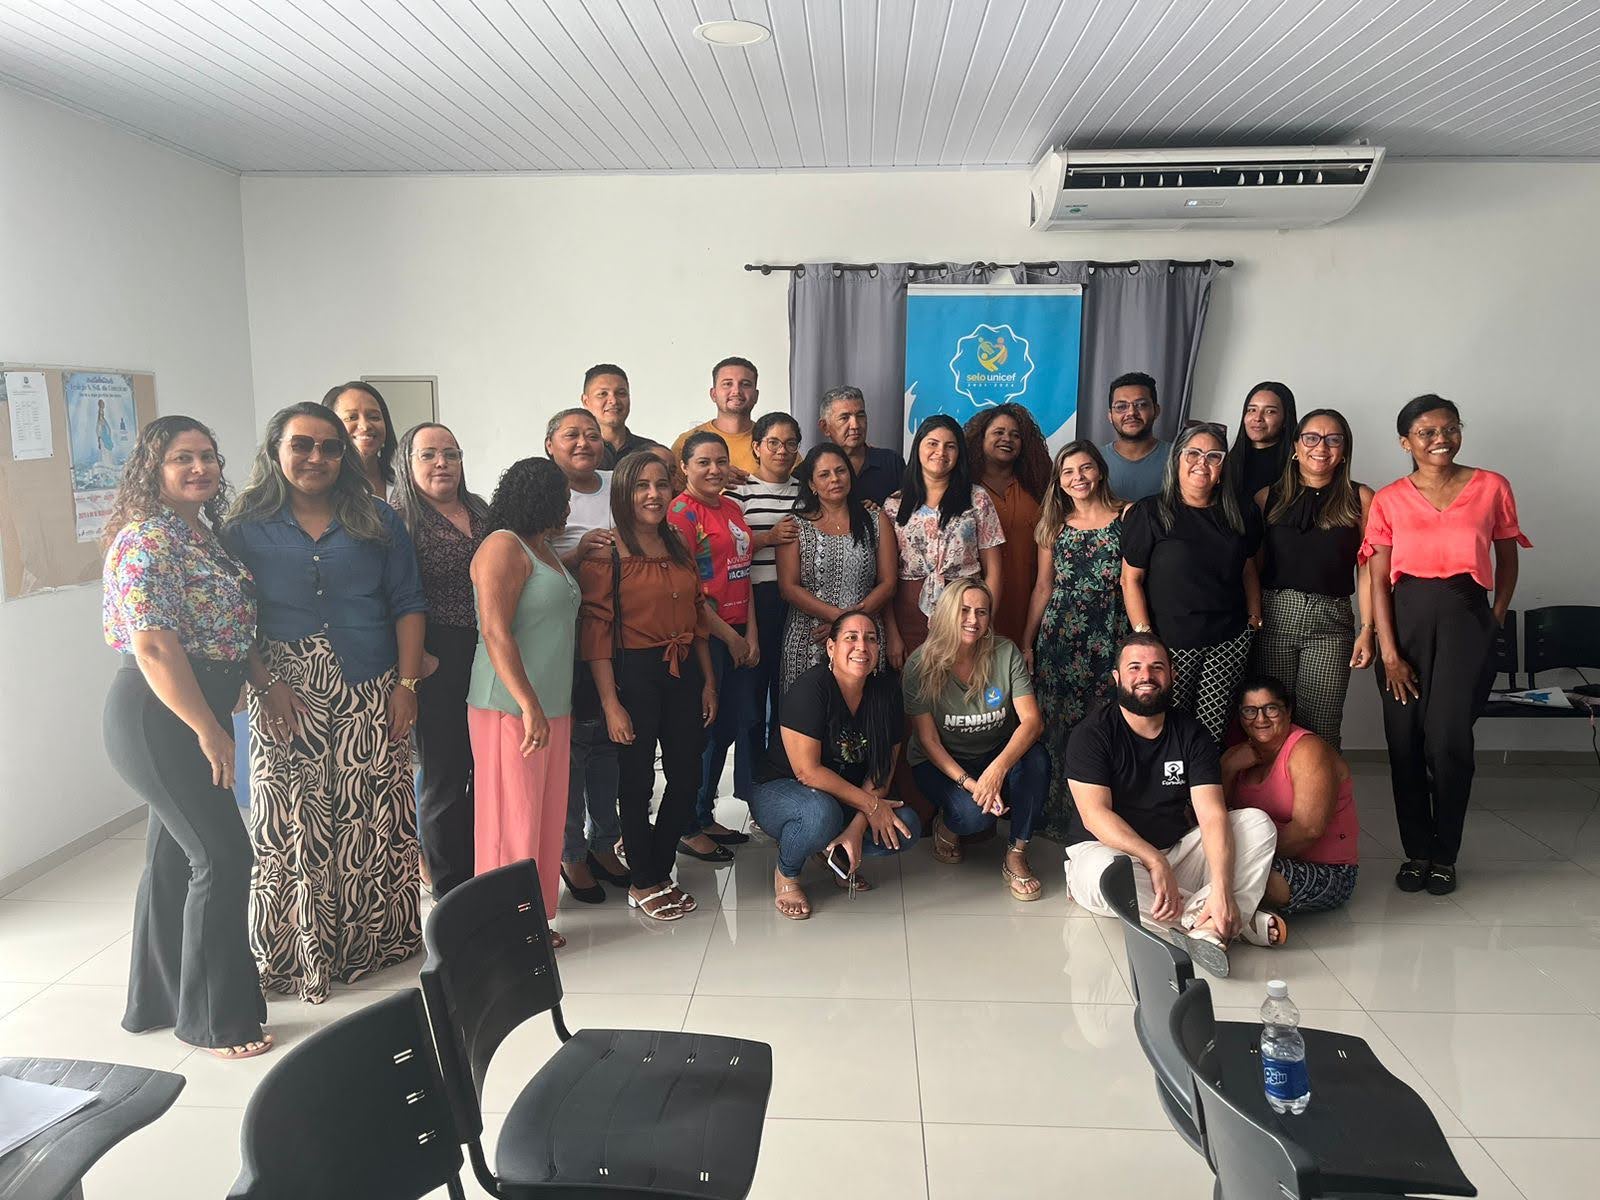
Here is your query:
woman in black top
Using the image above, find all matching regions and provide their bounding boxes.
[1122,423,1264,741]
[1227,381,1297,503]
[1250,409,1375,749]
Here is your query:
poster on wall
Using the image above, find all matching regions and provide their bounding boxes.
[904,284,1084,451]
[3,371,54,460]
[66,370,137,541]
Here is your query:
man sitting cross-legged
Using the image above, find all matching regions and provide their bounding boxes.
[1061,631,1279,977]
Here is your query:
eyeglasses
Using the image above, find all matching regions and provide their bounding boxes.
[1297,432,1346,450]
[1180,448,1226,467]
[760,438,801,453]
[1111,400,1155,415]
[1410,423,1463,443]
[163,451,219,467]
[1239,703,1286,720]
[413,447,463,464]
[284,436,346,460]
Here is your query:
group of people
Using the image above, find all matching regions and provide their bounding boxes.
[99,358,1529,1061]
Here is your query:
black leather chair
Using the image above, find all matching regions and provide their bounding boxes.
[228,989,467,1199]
[1526,605,1600,686]
[419,858,774,1199]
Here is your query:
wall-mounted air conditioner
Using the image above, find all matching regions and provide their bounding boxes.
[1029,145,1385,231]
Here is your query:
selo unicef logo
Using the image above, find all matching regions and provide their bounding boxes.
[950,323,1034,411]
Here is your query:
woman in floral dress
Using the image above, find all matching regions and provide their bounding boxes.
[1022,441,1129,842]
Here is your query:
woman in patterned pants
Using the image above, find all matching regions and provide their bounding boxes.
[225,402,429,1004]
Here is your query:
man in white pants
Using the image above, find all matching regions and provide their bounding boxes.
[1063,632,1279,978]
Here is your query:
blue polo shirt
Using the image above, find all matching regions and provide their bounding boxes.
[223,501,427,684]
[853,445,906,507]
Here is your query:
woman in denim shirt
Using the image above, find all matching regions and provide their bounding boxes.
[225,402,428,1004]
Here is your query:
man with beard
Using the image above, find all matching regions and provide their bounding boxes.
[671,356,760,483]
[1099,372,1171,501]
[581,364,661,469]
[817,384,904,506]
[1061,632,1278,977]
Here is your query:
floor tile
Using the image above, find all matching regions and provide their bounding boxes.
[1373,1011,1600,1137]
[1313,860,1478,926]
[899,836,1088,919]
[924,1124,1210,1199]
[60,932,132,985]
[1494,925,1600,1015]
[1198,933,1362,1012]
[719,841,905,911]
[913,1000,1165,1130]
[696,907,911,999]
[1498,803,1600,865]
[82,1104,245,1198]
[550,899,716,995]
[751,1120,927,1199]
[0,980,44,1018]
[0,984,194,1071]
[1445,1138,1527,1200]
[7,837,148,903]
[0,900,132,983]
[905,913,1129,1004]
[1455,810,1567,863]
[1482,1137,1600,1199]
[1471,771,1600,811]
[685,995,921,1122]
[1447,861,1600,927]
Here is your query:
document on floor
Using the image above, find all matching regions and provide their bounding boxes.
[0,1075,99,1158]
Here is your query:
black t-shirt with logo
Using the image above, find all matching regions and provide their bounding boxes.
[764,663,904,788]
[1062,700,1221,848]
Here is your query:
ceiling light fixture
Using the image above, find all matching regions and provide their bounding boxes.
[692,19,771,47]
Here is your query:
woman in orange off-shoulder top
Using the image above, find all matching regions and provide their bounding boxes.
[578,451,716,922]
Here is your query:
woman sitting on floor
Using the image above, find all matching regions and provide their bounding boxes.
[1222,673,1360,932]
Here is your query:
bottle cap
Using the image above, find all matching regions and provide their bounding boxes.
[1266,980,1289,998]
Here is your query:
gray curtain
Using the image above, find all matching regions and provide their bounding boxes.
[1012,259,1219,445]
[788,262,993,455]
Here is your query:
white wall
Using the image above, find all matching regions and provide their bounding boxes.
[241,160,1599,754]
[0,88,256,882]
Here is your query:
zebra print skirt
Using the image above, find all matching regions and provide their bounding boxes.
[247,634,420,1003]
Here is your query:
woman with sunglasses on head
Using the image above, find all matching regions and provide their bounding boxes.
[1121,424,1264,743]
[389,422,488,899]
[224,403,428,1003]
[1249,410,1375,750]
[1362,395,1530,896]
[965,403,1052,647]
[322,381,397,497]
[102,417,272,1060]
[1227,381,1298,504]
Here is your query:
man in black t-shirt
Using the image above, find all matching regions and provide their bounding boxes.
[1062,633,1278,978]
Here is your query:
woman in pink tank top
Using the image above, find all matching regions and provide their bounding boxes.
[1222,674,1360,921]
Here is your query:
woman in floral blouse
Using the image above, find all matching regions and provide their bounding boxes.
[102,416,291,1061]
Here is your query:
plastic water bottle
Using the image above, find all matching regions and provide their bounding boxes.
[1260,979,1311,1114]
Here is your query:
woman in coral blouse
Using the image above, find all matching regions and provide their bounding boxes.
[1362,395,1530,896]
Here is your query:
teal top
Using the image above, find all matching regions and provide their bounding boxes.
[467,531,579,718]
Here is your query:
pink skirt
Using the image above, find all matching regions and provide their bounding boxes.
[467,707,572,920]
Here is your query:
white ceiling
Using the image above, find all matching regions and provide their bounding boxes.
[2,0,1598,173]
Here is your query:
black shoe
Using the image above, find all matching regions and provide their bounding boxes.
[707,829,751,846]
[1426,864,1457,895]
[1395,860,1429,892]
[586,851,631,888]
[560,866,606,904]
[677,838,734,863]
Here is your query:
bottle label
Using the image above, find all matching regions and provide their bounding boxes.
[1262,1054,1310,1102]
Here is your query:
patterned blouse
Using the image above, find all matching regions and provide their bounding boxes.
[413,502,487,628]
[882,487,1006,615]
[103,507,257,661]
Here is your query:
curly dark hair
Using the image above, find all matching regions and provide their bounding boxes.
[102,415,230,548]
[964,403,1052,502]
[485,457,570,538]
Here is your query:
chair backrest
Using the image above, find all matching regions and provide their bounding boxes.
[229,989,464,1200]
[1100,856,1199,1110]
[1525,605,1600,683]
[419,858,564,1140]
[1492,609,1519,686]
[1170,981,1321,1200]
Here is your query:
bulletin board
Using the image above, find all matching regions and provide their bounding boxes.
[0,364,158,601]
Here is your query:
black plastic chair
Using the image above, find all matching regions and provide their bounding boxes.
[419,858,774,1199]
[228,989,467,1199]
[1492,608,1520,687]
[1525,605,1600,686]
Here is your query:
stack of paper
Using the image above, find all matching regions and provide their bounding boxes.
[0,1076,99,1159]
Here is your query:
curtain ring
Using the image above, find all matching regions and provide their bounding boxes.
[939,266,949,277]
[832,264,844,278]
[868,265,879,278]
[1086,264,1097,275]
[795,265,806,278]
[1168,263,1176,275]
[1127,264,1140,275]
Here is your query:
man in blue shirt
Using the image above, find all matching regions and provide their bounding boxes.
[817,385,904,507]
[1099,372,1172,501]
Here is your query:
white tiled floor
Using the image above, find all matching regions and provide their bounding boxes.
[3,763,1599,1198]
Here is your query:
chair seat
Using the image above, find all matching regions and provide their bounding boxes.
[496,1028,773,1199]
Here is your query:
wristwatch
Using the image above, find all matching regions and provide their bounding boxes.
[397,677,421,693]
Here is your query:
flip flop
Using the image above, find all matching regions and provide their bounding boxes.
[1241,910,1289,948]
[202,1034,275,1061]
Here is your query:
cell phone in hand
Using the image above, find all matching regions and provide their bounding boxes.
[826,844,852,881]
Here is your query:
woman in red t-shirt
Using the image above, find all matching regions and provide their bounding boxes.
[1361,394,1530,897]
[668,431,762,862]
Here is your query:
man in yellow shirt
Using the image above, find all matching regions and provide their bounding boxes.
[672,356,760,483]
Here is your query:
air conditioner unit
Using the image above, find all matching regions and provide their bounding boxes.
[1029,145,1385,231]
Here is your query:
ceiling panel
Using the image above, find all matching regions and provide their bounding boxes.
[2,0,1597,172]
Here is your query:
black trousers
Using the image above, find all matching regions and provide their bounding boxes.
[613,647,706,889]
[415,623,476,897]
[1376,575,1498,865]
[104,658,265,1047]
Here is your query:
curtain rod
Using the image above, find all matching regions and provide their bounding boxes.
[744,259,1233,276]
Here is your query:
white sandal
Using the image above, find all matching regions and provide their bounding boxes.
[1240,910,1289,948]
[627,886,684,922]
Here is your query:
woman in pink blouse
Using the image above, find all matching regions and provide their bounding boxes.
[1361,395,1530,896]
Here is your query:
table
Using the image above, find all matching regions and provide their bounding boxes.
[0,1059,185,1200]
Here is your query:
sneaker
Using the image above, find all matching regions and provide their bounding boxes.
[1426,864,1457,895]
[1395,860,1429,892]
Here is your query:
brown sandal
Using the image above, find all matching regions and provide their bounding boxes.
[1002,850,1042,902]
[774,875,811,921]
[201,1034,275,1061]
[931,816,963,865]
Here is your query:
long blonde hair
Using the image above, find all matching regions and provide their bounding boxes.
[912,580,998,706]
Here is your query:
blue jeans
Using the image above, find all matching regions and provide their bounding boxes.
[691,630,760,832]
[564,717,621,862]
[749,777,924,878]
[912,741,1049,844]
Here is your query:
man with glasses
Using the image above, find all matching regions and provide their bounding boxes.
[580,364,661,470]
[1061,632,1279,978]
[1099,371,1171,501]
[816,385,905,506]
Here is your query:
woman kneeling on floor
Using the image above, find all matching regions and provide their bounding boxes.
[904,580,1048,900]
[1222,673,1360,930]
[750,611,921,919]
